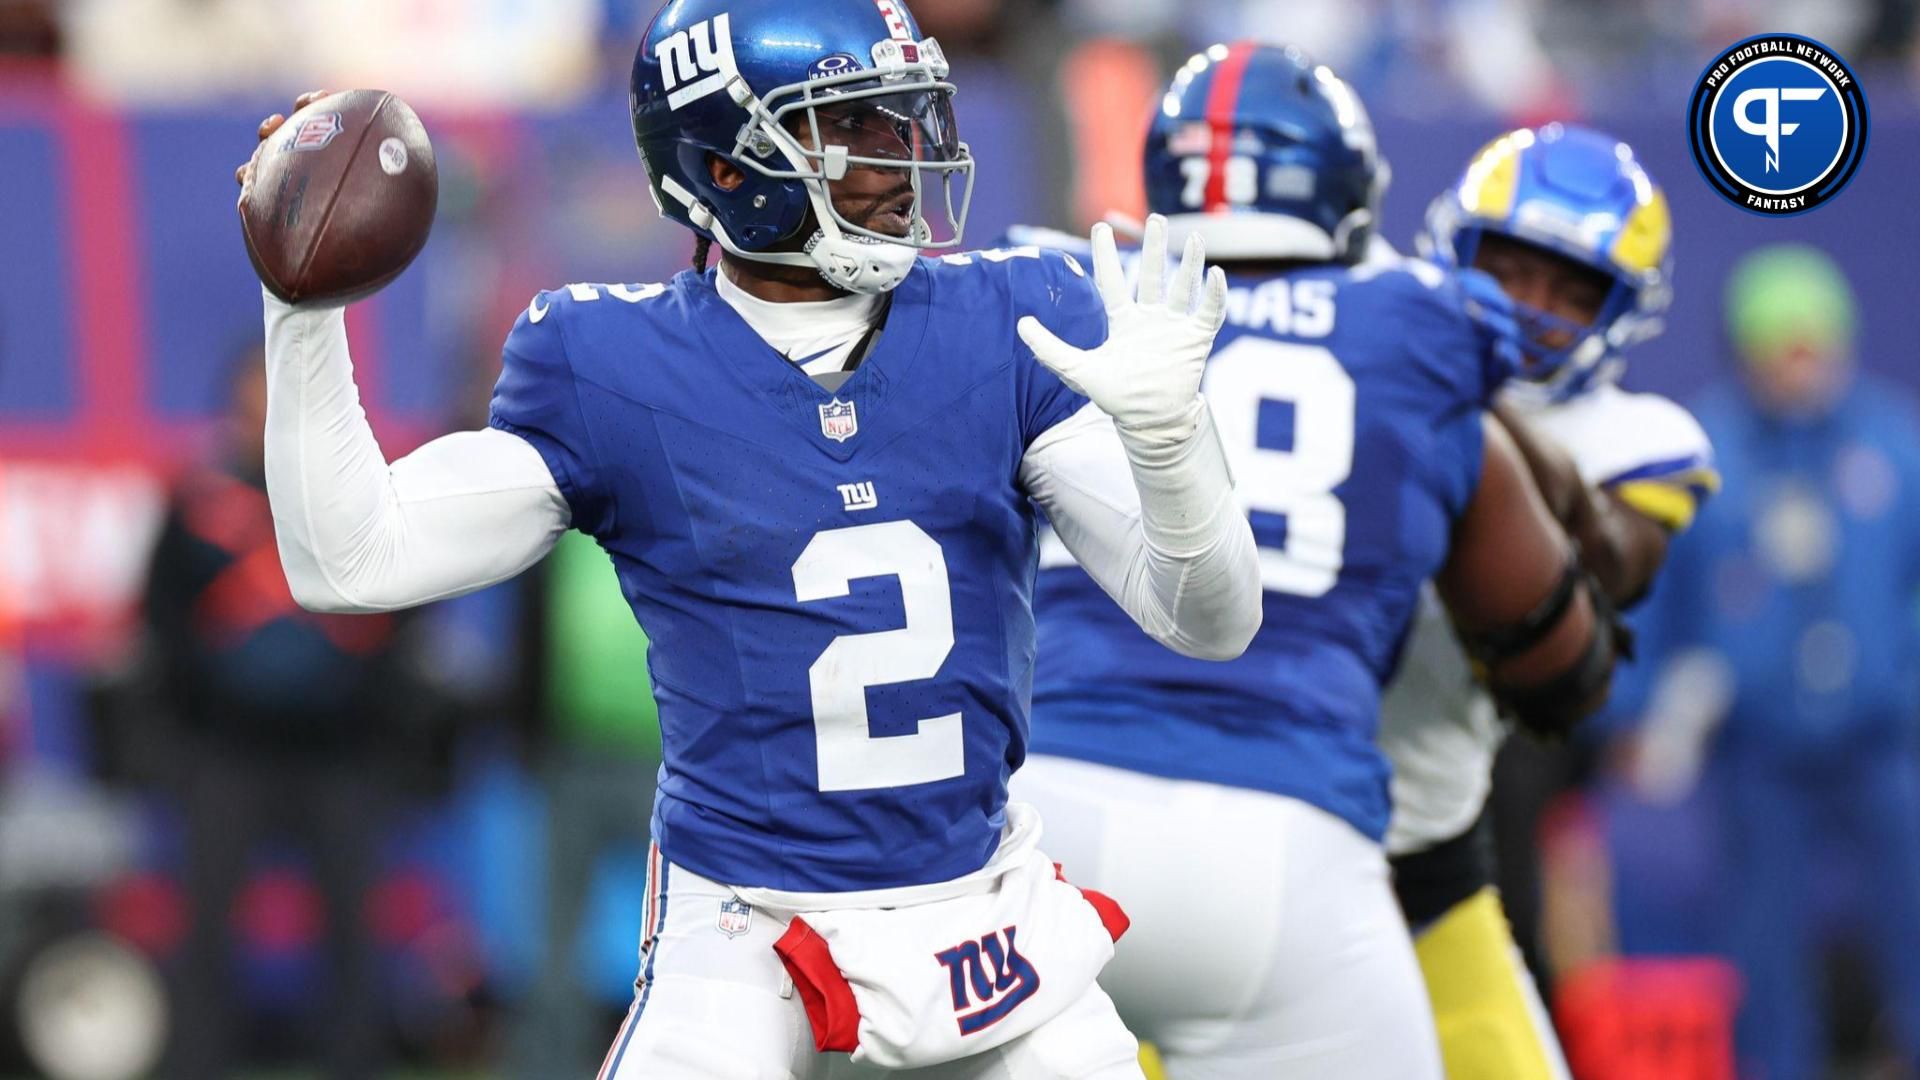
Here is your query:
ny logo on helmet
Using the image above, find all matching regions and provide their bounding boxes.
[657,13,737,110]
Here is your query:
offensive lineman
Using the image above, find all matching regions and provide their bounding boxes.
[1378,124,1718,1080]
[232,1,1266,1076]
[1010,47,1622,1079]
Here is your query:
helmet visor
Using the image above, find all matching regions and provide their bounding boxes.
[805,90,961,165]
[748,65,974,249]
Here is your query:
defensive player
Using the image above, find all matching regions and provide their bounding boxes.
[1377,124,1718,1080]
[1009,46,1622,1079]
[232,1,1266,1076]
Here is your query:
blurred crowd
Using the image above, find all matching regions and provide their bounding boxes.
[1,0,1916,109]
[1,0,1919,1078]
[1506,246,1920,1079]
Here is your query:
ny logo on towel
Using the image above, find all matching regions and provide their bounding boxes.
[932,925,1040,1036]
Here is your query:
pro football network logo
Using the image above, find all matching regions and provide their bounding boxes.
[1687,33,1868,216]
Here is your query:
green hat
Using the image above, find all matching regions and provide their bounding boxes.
[1725,244,1856,363]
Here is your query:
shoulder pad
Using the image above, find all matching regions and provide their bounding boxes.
[933,245,1094,306]
[1347,260,1521,394]
[1533,386,1715,486]
[996,224,1096,258]
[1528,387,1719,529]
[1348,249,1448,290]
[937,244,1083,274]
[522,281,671,328]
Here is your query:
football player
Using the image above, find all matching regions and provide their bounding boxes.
[1377,124,1717,1080]
[231,1,1266,1076]
[1008,46,1622,1078]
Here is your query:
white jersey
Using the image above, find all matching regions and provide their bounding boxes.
[1379,383,1717,855]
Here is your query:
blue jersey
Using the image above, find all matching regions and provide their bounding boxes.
[489,250,1101,891]
[1030,258,1505,841]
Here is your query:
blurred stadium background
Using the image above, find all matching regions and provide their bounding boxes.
[0,0,1916,1077]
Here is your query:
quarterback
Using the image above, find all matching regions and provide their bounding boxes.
[1379,124,1719,1080]
[233,0,1264,1076]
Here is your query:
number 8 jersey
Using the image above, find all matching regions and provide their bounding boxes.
[490,252,1101,893]
[1030,255,1510,842]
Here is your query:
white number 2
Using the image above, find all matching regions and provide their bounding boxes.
[1204,338,1356,597]
[792,520,963,792]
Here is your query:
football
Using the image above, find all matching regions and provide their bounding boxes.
[239,89,437,307]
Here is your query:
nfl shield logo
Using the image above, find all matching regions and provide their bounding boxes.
[287,112,345,153]
[716,898,753,938]
[819,398,858,442]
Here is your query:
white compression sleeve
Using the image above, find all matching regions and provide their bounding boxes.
[263,291,570,613]
[1021,400,1261,660]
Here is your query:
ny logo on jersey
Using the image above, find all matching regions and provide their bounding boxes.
[284,112,344,153]
[837,481,878,512]
[819,398,859,442]
[933,926,1039,1036]
[657,13,736,110]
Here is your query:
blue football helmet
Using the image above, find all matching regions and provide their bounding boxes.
[1424,123,1673,402]
[1145,43,1387,264]
[631,0,973,294]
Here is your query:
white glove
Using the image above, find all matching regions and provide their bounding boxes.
[1017,214,1228,440]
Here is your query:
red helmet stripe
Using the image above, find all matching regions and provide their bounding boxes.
[1202,43,1256,213]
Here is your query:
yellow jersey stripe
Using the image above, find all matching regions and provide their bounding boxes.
[1613,480,1701,531]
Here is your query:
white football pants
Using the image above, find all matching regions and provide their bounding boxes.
[598,844,1144,1080]
[1010,755,1442,1080]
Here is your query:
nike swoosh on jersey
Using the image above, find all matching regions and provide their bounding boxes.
[528,296,550,324]
[790,343,843,367]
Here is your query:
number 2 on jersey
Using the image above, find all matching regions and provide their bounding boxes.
[1204,338,1357,597]
[793,520,963,792]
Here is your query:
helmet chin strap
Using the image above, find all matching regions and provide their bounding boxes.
[803,223,920,294]
[660,173,916,295]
